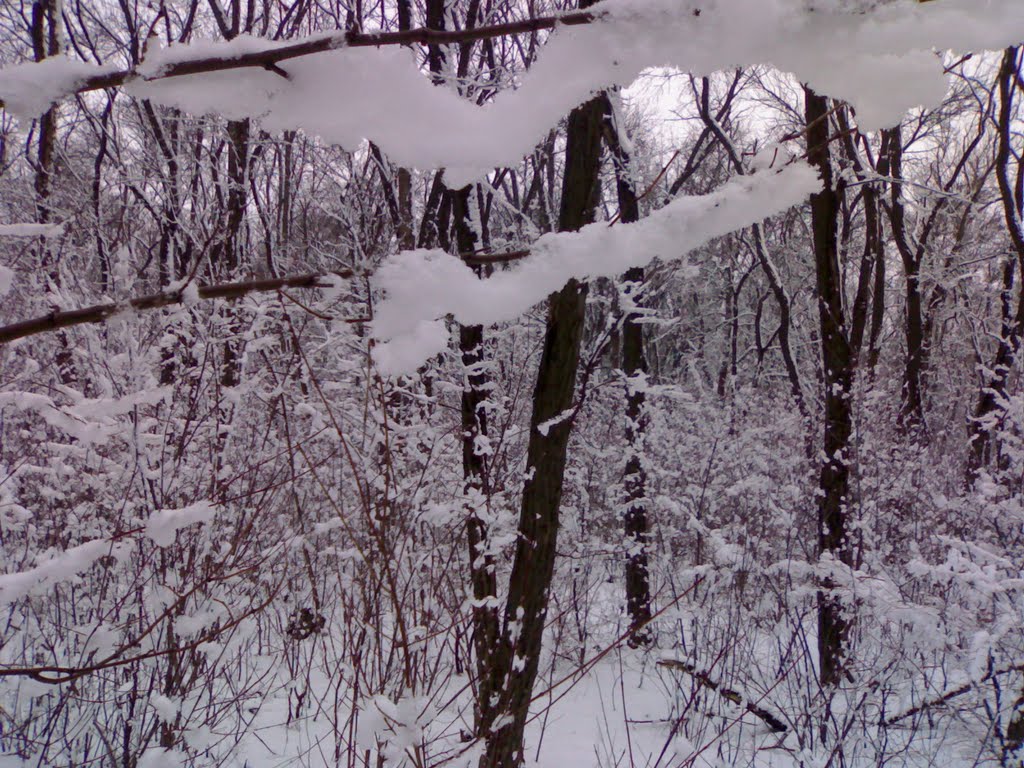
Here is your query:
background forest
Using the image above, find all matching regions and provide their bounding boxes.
[1,1,1024,766]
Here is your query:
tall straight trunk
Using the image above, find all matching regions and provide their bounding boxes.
[141,100,188,386]
[219,118,250,389]
[884,125,927,430]
[480,47,605,768]
[31,0,76,385]
[455,185,502,738]
[601,93,653,646]
[805,86,854,689]
[91,97,113,291]
[395,0,417,251]
[867,203,887,374]
[200,4,255,390]
[415,0,506,732]
[968,46,1024,484]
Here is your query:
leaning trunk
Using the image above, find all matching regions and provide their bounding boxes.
[479,67,605,768]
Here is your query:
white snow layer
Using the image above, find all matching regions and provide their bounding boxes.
[0,57,114,117]
[145,501,217,547]
[2,0,1020,184]
[0,538,130,605]
[371,162,822,373]
[0,222,64,238]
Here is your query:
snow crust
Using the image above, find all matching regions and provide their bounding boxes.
[371,162,821,373]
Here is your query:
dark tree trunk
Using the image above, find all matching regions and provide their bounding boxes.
[31,0,76,385]
[834,110,880,378]
[805,86,854,689]
[884,125,927,430]
[454,184,502,738]
[479,59,605,768]
[413,4,505,735]
[867,206,886,374]
[968,46,1024,484]
[601,93,653,647]
[219,118,250,389]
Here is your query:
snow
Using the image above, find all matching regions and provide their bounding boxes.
[0,391,115,444]
[136,34,297,78]
[0,388,169,444]
[106,0,1024,184]
[145,500,217,547]
[0,3,1022,766]
[0,222,64,238]
[371,162,821,373]
[136,749,187,768]
[0,58,112,117]
[0,538,130,606]
[1,1,1020,177]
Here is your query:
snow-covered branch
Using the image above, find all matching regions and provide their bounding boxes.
[0,10,598,114]
[371,162,822,373]
[2,0,1022,185]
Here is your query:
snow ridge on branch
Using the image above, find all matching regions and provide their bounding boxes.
[3,0,1024,186]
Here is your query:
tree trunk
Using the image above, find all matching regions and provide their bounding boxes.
[479,58,605,768]
[884,125,927,430]
[967,46,1024,484]
[601,93,653,647]
[805,86,854,690]
[454,183,503,738]
[219,117,250,389]
[31,0,76,386]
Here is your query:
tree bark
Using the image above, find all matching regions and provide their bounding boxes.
[480,38,605,767]
[601,93,653,647]
[884,125,927,430]
[805,86,854,690]
[219,117,251,388]
[31,0,77,386]
[967,46,1024,484]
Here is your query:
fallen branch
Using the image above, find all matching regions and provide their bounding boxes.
[0,271,352,345]
[885,661,1024,727]
[657,658,788,733]
[0,12,600,111]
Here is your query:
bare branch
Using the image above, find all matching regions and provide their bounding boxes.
[0,271,353,345]
[0,245,538,345]
[657,658,789,733]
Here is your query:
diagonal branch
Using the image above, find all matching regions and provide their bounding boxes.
[657,658,788,733]
[885,661,1024,727]
[0,271,354,345]
[0,244,535,345]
